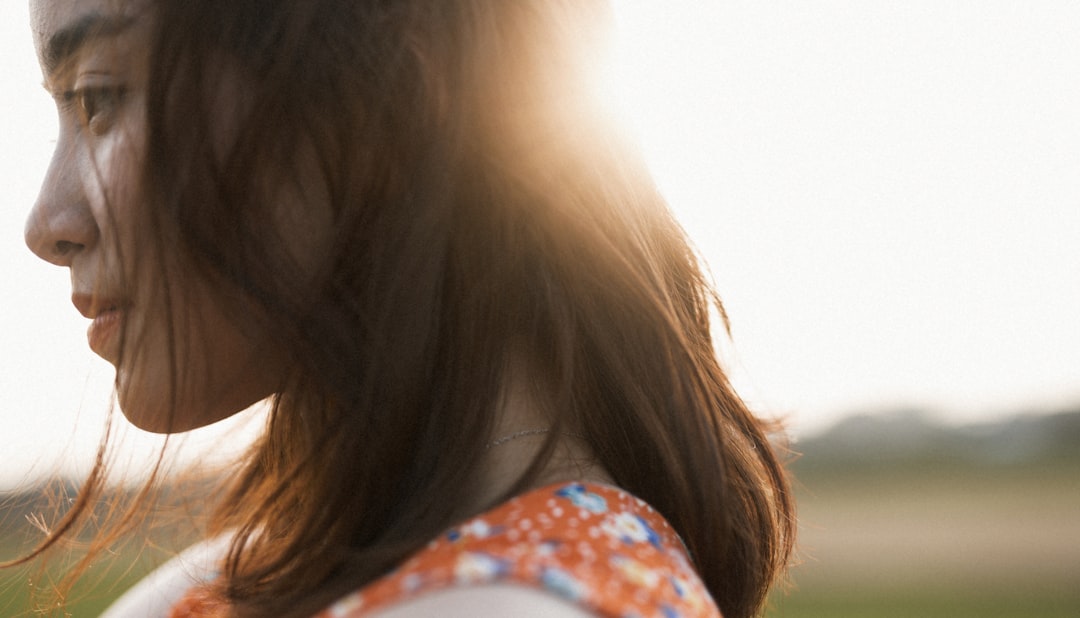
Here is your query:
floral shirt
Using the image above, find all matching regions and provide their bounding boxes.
[170,483,719,617]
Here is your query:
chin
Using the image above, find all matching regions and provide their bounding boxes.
[116,383,197,434]
[116,368,265,434]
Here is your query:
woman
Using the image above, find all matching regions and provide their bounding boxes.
[19,0,793,616]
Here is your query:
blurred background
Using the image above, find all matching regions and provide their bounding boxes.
[2,1,1078,615]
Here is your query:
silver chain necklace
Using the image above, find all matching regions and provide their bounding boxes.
[485,428,585,449]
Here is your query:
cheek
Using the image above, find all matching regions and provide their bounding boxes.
[84,116,140,195]
[84,126,147,259]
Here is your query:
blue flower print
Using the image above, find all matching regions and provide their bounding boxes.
[446,518,503,543]
[555,483,608,513]
[660,604,682,618]
[669,574,689,598]
[601,511,662,547]
[610,554,661,589]
[453,552,510,584]
[536,539,563,558]
[541,567,588,602]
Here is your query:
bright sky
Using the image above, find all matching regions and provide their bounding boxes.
[2,2,1079,488]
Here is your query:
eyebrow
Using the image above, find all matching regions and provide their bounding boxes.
[42,12,134,77]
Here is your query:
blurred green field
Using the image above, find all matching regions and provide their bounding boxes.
[0,484,197,617]
[767,454,1080,618]
[0,542,155,617]
[3,453,1078,616]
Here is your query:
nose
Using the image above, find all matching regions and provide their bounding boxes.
[25,138,99,267]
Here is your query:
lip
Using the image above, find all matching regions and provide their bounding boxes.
[87,309,126,359]
[72,293,130,361]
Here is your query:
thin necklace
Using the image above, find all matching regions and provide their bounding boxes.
[485,428,585,449]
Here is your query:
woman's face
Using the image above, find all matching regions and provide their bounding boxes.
[26,0,291,433]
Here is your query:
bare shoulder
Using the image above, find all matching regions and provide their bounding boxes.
[99,536,229,618]
[369,585,599,618]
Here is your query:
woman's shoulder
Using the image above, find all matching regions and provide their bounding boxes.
[321,482,720,617]
[101,536,229,618]
[364,584,598,617]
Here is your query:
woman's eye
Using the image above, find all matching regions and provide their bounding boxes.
[63,86,127,133]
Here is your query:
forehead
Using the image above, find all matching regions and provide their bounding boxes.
[30,0,143,71]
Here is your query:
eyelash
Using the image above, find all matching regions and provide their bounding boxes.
[61,86,127,133]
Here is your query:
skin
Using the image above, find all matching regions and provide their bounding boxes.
[26,0,285,433]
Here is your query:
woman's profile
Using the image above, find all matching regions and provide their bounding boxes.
[14,1,794,616]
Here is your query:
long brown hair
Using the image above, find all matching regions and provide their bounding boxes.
[17,1,794,617]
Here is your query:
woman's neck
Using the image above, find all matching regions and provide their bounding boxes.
[469,364,612,512]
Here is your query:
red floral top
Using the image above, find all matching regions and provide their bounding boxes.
[169,483,720,617]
